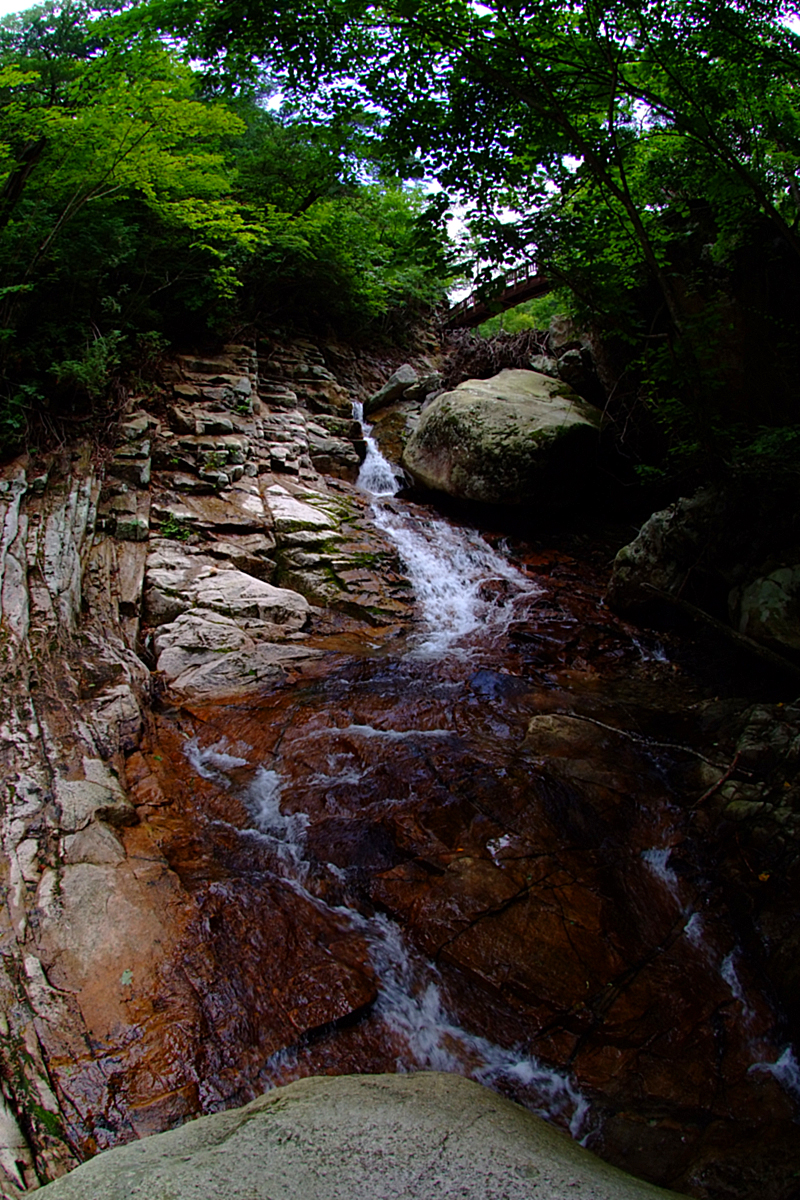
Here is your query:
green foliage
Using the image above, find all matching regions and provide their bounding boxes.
[0,2,453,456]
[0,383,29,453]
[0,3,253,446]
[159,514,192,540]
[735,427,800,474]
[241,177,450,330]
[222,95,452,332]
[141,0,800,468]
[53,330,124,399]
[478,295,564,338]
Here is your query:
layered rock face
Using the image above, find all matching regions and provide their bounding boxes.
[401,368,601,507]
[1,336,798,1200]
[0,335,420,1194]
[35,1073,681,1200]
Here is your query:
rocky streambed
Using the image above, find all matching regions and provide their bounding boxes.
[0,339,798,1199]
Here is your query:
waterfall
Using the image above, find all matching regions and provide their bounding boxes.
[353,402,401,497]
[176,410,800,1178]
[358,910,591,1139]
[749,1046,800,1102]
[641,846,683,907]
[721,950,756,1022]
[354,402,541,654]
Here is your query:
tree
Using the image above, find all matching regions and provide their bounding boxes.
[231,100,452,331]
[0,3,454,452]
[133,0,800,460]
[132,0,800,264]
[0,2,259,445]
[0,12,254,283]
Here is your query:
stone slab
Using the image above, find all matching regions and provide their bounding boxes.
[35,1072,682,1200]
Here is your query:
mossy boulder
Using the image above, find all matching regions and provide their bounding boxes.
[401,369,601,508]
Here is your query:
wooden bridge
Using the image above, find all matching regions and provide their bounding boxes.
[446,262,551,329]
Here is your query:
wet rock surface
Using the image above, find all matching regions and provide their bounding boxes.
[0,336,414,1195]
[0,338,798,1200]
[149,600,798,1200]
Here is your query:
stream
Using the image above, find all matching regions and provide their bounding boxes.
[184,406,592,1136]
[135,409,799,1198]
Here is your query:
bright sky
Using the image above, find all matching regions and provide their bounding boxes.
[0,0,24,14]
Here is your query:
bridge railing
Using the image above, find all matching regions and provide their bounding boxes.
[447,262,540,320]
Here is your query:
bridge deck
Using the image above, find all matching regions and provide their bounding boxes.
[446,266,551,329]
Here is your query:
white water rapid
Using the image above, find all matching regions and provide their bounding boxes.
[354,401,542,655]
[179,408,800,1176]
[749,1045,800,1102]
[353,401,402,498]
[185,737,593,1140]
[641,846,683,906]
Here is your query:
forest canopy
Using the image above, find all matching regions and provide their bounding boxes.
[142,0,800,463]
[1,0,800,472]
[0,0,451,450]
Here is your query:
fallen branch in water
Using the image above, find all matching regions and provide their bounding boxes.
[691,752,741,810]
[562,712,724,767]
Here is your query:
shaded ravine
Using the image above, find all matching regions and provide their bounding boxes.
[177,407,594,1133]
[130,414,800,1198]
[4,341,796,1200]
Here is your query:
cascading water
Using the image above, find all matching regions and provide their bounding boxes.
[749,1045,800,1102]
[178,412,601,1134]
[353,401,542,654]
[353,401,401,498]
[185,736,593,1137]
[171,406,799,1194]
[641,846,683,906]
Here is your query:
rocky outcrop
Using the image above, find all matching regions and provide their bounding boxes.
[364,362,419,415]
[36,1073,680,1200]
[698,699,800,1032]
[546,316,607,405]
[440,322,606,410]
[0,334,419,1194]
[145,542,317,699]
[0,446,152,1193]
[607,489,727,614]
[731,566,800,652]
[363,363,443,418]
[401,368,601,507]
[607,480,800,660]
[2,338,798,1200]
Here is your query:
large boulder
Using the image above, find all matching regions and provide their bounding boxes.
[731,565,800,652]
[607,478,800,634]
[607,489,727,613]
[401,369,601,507]
[36,1072,681,1200]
